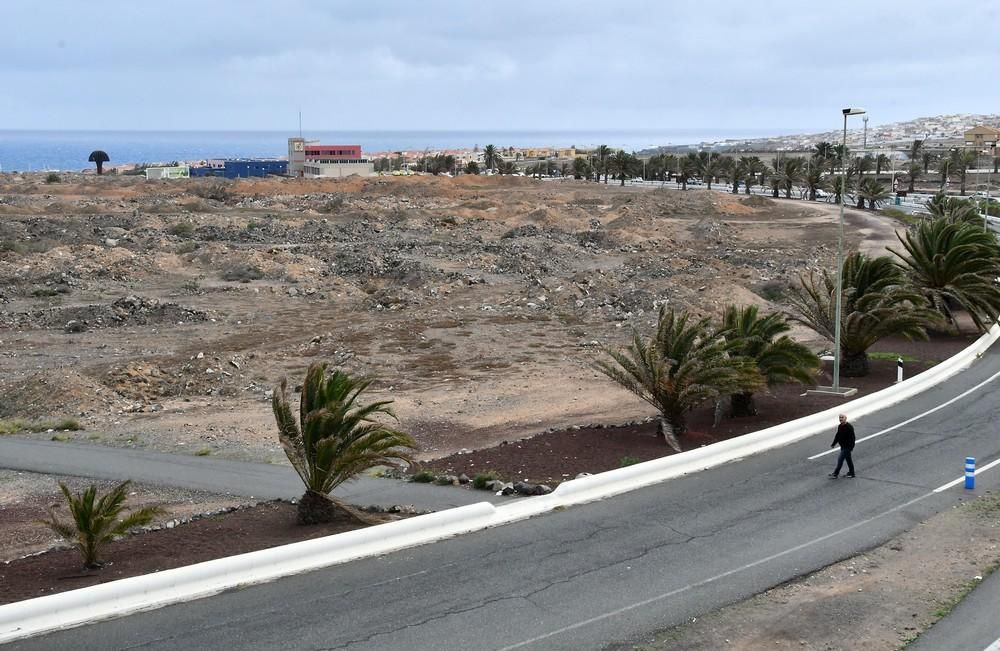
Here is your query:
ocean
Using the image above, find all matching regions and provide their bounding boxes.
[0,128,782,172]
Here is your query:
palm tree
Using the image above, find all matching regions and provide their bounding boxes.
[890,219,1000,332]
[906,162,923,193]
[830,175,852,206]
[859,178,890,210]
[611,149,630,186]
[595,306,761,449]
[738,156,765,195]
[483,145,499,172]
[926,192,983,224]
[678,153,698,190]
[949,149,979,196]
[88,150,110,175]
[779,157,805,199]
[803,164,828,201]
[908,139,924,163]
[875,153,891,177]
[814,141,836,166]
[922,150,936,174]
[272,362,417,524]
[572,156,591,180]
[697,153,722,190]
[938,157,953,190]
[786,252,939,376]
[43,480,163,569]
[718,305,819,417]
[596,144,612,183]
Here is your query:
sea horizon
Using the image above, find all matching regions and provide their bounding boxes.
[0,127,810,173]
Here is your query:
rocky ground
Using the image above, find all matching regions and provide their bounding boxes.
[1,172,995,648]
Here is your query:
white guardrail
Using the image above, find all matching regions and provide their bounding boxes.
[1,324,998,643]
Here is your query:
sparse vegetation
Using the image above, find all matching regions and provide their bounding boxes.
[45,173,61,184]
[620,456,641,467]
[192,182,232,202]
[472,471,499,489]
[0,417,82,435]
[410,470,436,483]
[221,262,264,282]
[167,221,195,237]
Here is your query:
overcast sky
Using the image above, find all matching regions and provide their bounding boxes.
[3,1,999,134]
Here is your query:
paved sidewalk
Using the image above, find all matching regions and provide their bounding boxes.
[0,436,509,511]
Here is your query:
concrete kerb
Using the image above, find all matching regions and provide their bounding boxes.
[1,325,996,643]
[549,324,1000,506]
[0,502,497,644]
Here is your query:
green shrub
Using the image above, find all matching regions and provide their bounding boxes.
[0,417,81,434]
[45,173,61,184]
[472,471,499,490]
[410,470,436,483]
[175,241,199,254]
[620,456,641,467]
[195,447,212,456]
[168,221,195,237]
[753,280,788,302]
[221,263,264,283]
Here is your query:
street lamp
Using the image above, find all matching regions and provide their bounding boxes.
[812,107,865,397]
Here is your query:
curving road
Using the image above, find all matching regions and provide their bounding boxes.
[6,346,1000,650]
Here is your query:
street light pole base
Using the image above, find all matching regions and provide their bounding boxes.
[807,385,858,397]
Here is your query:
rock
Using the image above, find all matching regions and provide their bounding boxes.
[63,320,86,333]
[533,484,553,495]
[104,238,119,247]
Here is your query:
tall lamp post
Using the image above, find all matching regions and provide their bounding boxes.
[811,107,865,397]
[832,107,866,394]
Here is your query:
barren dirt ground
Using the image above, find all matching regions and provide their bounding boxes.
[1,173,995,649]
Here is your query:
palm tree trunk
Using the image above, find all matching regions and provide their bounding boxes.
[841,351,870,377]
[657,417,682,453]
[908,176,915,192]
[730,392,758,417]
[856,195,865,209]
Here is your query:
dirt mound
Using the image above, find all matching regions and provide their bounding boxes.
[0,295,212,331]
[0,370,125,419]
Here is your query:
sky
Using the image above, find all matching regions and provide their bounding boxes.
[3,0,999,134]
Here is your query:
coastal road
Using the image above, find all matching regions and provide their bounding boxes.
[8,343,1000,649]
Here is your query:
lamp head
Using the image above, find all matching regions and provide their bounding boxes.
[842,107,866,116]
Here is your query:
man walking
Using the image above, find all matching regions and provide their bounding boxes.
[829,413,856,478]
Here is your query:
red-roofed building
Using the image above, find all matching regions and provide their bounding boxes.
[288,138,374,178]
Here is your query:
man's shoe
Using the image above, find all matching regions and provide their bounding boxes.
[845,473,855,478]
[828,473,838,478]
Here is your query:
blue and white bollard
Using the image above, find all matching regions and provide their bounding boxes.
[897,357,903,383]
[965,456,976,490]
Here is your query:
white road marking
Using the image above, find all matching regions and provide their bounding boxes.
[986,637,1000,651]
[808,369,1000,460]
[497,492,934,650]
[933,457,1000,492]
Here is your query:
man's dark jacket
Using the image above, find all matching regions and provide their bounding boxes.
[832,422,856,450]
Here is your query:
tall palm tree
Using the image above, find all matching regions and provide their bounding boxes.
[938,157,953,190]
[922,150,936,174]
[718,305,819,417]
[890,219,1000,332]
[698,153,722,190]
[272,362,417,524]
[803,164,828,201]
[611,149,630,186]
[949,149,979,196]
[859,178,890,210]
[483,144,499,171]
[875,153,891,177]
[779,157,805,199]
[678,153,699,190]
[786,252,939,377]
[906,162,923,193]
[814,141,836,165]
[44,480,163,569]
[738,156,765,195]
[596,306,761,449]
[596,144,612,183]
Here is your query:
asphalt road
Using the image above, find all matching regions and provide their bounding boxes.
[6,347,1000,650]
[0,436,505,511]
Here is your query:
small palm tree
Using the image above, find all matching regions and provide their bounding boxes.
[596,306,761,449]
[273,362,417,525]
[859,178,890,210]
[803,165,828,201]
[890,219,1000,332]
[926,192,983,224]
[611,149,630,186]
[786,252,939,376]
[43,480,163,569]
[718,305,819,417]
